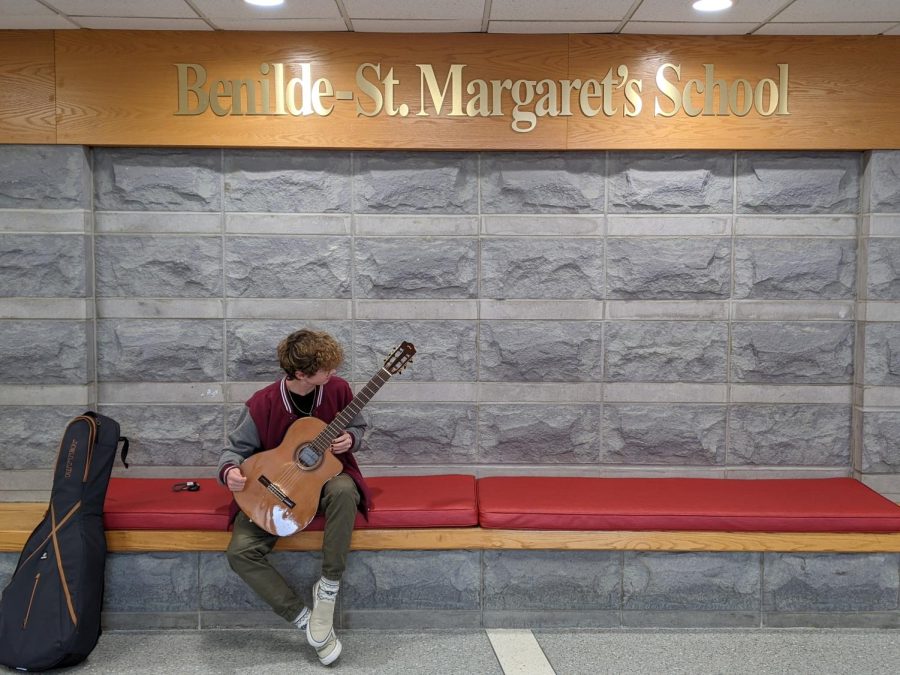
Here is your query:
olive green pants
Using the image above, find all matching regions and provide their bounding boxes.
[226,473,360,621]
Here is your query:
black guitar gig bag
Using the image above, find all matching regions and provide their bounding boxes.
[0,411,128,671]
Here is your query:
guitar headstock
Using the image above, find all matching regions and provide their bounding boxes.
[383,341,416,375]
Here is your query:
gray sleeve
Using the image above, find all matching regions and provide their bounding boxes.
[217,407,261,484]
[344,409,367,453]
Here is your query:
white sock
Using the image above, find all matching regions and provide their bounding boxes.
[292,607,310,629]
[317,577,340,602]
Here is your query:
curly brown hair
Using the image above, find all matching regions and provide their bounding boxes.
[277,329,344,378]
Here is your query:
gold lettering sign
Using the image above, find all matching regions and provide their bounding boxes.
[175,61,790,133]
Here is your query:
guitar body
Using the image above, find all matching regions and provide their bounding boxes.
[233,417,344,537]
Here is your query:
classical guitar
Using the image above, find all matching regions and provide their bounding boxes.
[234,341,416,536]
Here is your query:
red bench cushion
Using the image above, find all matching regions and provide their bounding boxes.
[477,477,900,532]
[306,474,478,530]
[103,478,233,530]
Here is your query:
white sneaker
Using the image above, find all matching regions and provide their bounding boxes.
[311,629,342,666]
[306,580,341,665]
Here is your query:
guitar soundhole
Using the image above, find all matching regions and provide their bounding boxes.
[297,445,320,468]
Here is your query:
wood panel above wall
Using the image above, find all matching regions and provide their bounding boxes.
[1,31,899,149]
[0,31,55,144]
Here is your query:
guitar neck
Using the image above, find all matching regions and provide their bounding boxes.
[310,368,392,452]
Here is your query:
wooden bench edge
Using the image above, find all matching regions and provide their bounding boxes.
[2,527,900,553]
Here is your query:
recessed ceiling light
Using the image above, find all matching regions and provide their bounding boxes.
[245,0,284,7]
[693,0,733,11]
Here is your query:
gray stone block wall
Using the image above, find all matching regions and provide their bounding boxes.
[859,152,900,501]
[0,146,93,500]
[1,146,898,499]
[3,550,895,629]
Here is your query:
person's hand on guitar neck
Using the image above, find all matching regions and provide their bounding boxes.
[330,432,353,455]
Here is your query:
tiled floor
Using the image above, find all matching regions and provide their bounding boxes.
[42,627,900,674]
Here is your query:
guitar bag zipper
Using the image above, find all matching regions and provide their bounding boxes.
[22,573,41,629]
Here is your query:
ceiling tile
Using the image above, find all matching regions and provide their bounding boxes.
[621,21,757,35]
[191,0,341,20]
[72,17,213,30]
[45,0,198,18]
[633,0,791,22]
[213,18,349,31]
[489,20,620,34]
[754,22,898,35]
[344,0,486,20]
[490,0,635,22]
[352,19,484,32]
[2,0,62,16]
[774,0,900,22]
[0,16,78,28]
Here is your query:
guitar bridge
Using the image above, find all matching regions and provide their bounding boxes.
[258,475,296,509]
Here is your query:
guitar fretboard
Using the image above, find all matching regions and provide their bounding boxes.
[307,368,392,456]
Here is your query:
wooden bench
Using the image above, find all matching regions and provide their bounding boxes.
[2,475,900,554]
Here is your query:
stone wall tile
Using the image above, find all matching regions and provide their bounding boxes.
[621,610,759,628]
[97,319,223,382]
[737,152,860,214]
[94,148,221,212]
[734,238,856,299]
[354,152,477,214]
[608,152,733,214]
[0,553,15,588]
[862,410,900,472]
[0,210,89,234]
[479,321,602,382]
[623,552,760,610]
[224,149,351,212]
[478,404,602,463]
[729,404,850,466]
[867,238,900,300]
[735,215,856,237]
[225,236,351,298]
[481,152,604,214]
[105,552,199,612]
[483,215,603,236]
[0,234,88,297]
[0,145,89,209]
[226,320,351,382]
[608,215,731,236]
[96,405,224,467]
[355,237,477,299]
[864,323,900,386]
[0,321,88,384]
[483,551,621,610]
[97,211,221,234]
[480,237,603,299]
[602,404,726,465]
[607,238,731,299]
[361,403,477,464]
[342,551,480,609]
[731,322,854,384]
[200,551,321,611]
[96,235,222,297]
[869,150,900,213]
[354,320,476,382]
[356,214,478,236]
[0,405,90,470]
[763,553,900,611]
[606,321,727,382]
